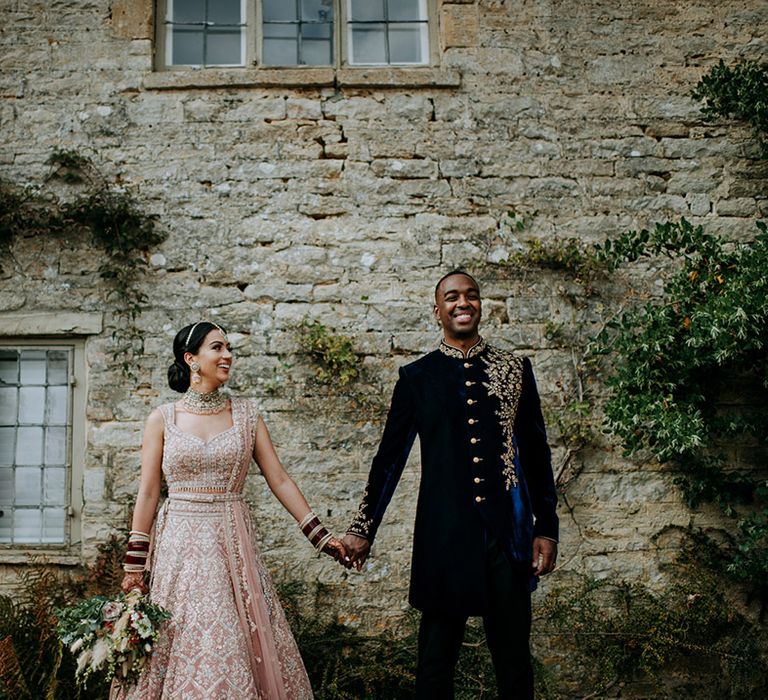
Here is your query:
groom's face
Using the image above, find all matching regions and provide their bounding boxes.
[434,274,482,340]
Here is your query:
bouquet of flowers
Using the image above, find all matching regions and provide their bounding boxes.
[55,589,171,687]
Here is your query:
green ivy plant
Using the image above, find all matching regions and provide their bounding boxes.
[299,319,360,387]
[692,59,768,153]
[0,150,166,377]
[594,219,768,599]
[540,533,768,697]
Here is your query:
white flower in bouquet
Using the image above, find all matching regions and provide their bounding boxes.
[56,591,172,688]
[102,600,124,621]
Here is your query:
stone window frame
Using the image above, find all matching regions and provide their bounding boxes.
[155,0,440,71]
[114,0,471,89]
[0,313,100,565]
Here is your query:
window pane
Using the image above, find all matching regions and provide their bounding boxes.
[207,27,242,64]
[264,0,298,21]
[388,23,425,63]
[0,427,14,464]
[14,508,41,543]
[0,350,18,385]
[302,0,333,21]
[45,427,67,466]
[0,467,12,502]
[19,387,45,424]
[15,467,41,506]
[0,388,17,425]
[173,0,205,23]
[304,22,331,39]
[47,351,68,385]
[44,469,66,505]
[302,37,332,65]
[42,508,66,543]
[349,0,385,21]
[172,27,205,64]
[302,23,332,65]
[263,24,299,65]
[19,351,46,385]
[263,39,299,65]
[388,0,424,21]
[46,386,69,425]
[208,0,241,25]
[0,507,10,543]
[350,25,387,63]
[16,426,43,465]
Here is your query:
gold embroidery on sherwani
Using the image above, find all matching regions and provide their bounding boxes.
[438,337,487,360]
[481,347,525,490]
[349,485,374,538]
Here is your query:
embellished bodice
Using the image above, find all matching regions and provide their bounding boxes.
[158,398,258,493]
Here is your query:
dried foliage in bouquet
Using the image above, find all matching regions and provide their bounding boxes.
[55,590,171,688]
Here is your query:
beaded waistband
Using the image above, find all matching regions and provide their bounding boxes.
[167,490,243,503]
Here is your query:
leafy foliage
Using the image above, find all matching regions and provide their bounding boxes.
[0,150,166,377]
[541,540,768,697]
[593,219,768,600]
[300,319,360,387]
[511,236,605,291]
[0,534,126,699]
[692,59,768,153]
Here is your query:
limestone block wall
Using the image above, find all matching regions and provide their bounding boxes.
[0,0,767,627]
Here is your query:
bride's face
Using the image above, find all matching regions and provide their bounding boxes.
[189,328,233,387]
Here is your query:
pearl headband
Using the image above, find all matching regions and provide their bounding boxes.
[185,321,226,348]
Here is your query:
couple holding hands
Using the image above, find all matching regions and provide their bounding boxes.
[116,270,559,700]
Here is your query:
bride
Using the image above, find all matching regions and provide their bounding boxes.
[114,321,348,699]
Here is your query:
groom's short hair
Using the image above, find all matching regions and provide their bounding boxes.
[434,270,480,300]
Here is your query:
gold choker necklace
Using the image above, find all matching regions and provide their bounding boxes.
[182,388,228,415]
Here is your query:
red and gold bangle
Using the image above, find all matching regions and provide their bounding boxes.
[298,512,334,552]
[123,530,150,573]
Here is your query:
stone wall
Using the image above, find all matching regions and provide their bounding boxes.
[1,0,767,643]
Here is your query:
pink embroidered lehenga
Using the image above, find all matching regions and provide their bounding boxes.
[113,398,313,699]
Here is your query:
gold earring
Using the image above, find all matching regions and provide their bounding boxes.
[190,361,201,384]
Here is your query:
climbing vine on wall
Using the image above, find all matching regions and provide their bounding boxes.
[692,58,768,153]
[0,150,166,376]
[595,219,768,602]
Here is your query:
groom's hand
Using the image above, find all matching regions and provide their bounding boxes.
[341,533,371,571]
[532,537,558,577]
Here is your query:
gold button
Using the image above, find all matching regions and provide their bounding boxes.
[465,380,473,387]
[464,362,471,368]
[474,477,481,484]
[475,496,483,503]
[467,399,475,405]
[473,456,481,463]
[468,418,475,425]
[470,437,478,444]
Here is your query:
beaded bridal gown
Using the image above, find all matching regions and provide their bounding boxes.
[113,398,314,699]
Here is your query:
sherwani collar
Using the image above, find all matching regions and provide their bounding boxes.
[438,336,486,360]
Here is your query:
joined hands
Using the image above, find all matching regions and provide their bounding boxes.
[340,533,370,571]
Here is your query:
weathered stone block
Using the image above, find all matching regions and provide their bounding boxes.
[370,158,438,179]
[715,197,757,217]
[110,0,152,39]
[441,3,480,48]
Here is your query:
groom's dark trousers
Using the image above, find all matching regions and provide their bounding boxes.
[415,536,534,700]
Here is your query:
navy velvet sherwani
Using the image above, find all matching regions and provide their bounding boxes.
[347,338,559,616]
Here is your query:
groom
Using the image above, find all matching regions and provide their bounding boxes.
[343,270,559,699]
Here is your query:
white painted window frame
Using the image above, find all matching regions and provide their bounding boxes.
[155,0,438,70]
[0,338,86,559]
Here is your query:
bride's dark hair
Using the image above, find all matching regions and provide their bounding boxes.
[167,322,228,393]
